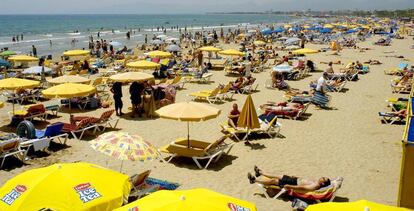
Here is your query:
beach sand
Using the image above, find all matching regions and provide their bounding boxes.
[0,36,410,210]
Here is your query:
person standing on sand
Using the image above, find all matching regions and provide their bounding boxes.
[129,82,144,118]
[32,45,37,57]
[111,82,124,116]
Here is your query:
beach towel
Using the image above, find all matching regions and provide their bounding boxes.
[312,91,329,107]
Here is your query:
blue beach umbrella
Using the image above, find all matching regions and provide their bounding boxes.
[0,59,11,68]
[261,28,272,35]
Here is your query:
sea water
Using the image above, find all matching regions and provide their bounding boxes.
[0,14,295,58]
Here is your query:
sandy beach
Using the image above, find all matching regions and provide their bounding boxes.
[0,33,411,211]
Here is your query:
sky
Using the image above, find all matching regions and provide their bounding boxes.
[1,0,413,14]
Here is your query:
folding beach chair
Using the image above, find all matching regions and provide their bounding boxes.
[35,122,68,145]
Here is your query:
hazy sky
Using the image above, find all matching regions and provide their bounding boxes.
[1,0,413,14]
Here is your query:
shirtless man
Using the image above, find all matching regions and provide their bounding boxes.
[248,166,331,191]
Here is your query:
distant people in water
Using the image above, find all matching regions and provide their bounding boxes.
[32,45,37,57]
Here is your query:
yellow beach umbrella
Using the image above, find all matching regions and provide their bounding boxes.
[47,75,91,84]
[218,49,244,57]
[8,55,38,62]
[0,162,130,211]
[126,60,161,70]
[155,102,221,147]
[292,48,319,55]
[253,40,266,46]
[114,188,257,211]
[63,50,90,57]
[306,200,411,211]
[324,24,334,29]
[198,46,222,52]
[0,102,4,109]
[146,50,172,58]
[284,24,292,28]
[0,78,40,90]
[237,95,260,130]
[42,83,96,99]
[110,72,154,83]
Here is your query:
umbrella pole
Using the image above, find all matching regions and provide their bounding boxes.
[187,122,190,148]
[120,160,124,172]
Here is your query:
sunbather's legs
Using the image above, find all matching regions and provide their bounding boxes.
[254,166,283,179]
[228,119,237,128]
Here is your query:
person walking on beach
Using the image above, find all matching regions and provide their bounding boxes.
[21,34,23,41]
[111,82,124,116]
[32,45,37,57]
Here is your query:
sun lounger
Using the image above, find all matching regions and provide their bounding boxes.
[159,135,234,169]
[384,63,408,75]
[161,75,185,89]
[256,177,343,203]
[391,81,411,94]
[72,109,119,133]
[129,170,160,199]
[379,112,406,124]
[20,138,51,153]
[0,139,26,168]
[189,87,222,104]
[210,59,228,70]
[200,83,234,101]
[45,104,60,116]
[10,104,48,122]
[60,117,97,140]
[240,80,259,94]
[184,73,213,84]
[35,122,68,145]
[220,116,281,141]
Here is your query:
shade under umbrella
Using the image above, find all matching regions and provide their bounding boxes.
[47,75,90,84]
[0,59,11,68]
[110,72,154,83]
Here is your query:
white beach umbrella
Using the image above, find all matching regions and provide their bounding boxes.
[166,44,181,52]
[22,66,52,75]
[151,39,164,45]
[109,41,123,47]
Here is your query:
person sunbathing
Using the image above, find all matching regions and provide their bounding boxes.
[248,166,331,192]
[382,109,407,118]
[260,102,303,112]
[364,59,382,65]
[227,103,240,128]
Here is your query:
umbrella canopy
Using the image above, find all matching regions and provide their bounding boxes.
[323,24,334,29]
[198,46,222,52]
[292,48,319,55]
[273,64,293,73]
[150,39,164,45]
[63,50,90,57]
[47,75,90,84]
[165,37,179,43]
[156,34,167,40]
[42,83,96,98]
[110,72,154,83]
[0,102,4,109]
[0,78,40,90]
[156,102,221,122]
[237,95,260,129]
[166,44,181,52]
[90,132,158,162]
[218,49,244,57]
[114,188,257,211]
[146,51,172,58]
[284,38,301,45]
[0,162,130,211]
[8,55,38,62]
[156,102,221,147]
[22,66,52,75]
[126,60,161,70]
[0,50,17,57]
[253,40,266,46]
[306,200,410,211]
[0,59,11,68]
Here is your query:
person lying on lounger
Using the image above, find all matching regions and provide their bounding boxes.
[382,109,407,118]
[364,60,382,65]
[248,166,331,191]
[260,102,303,112]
